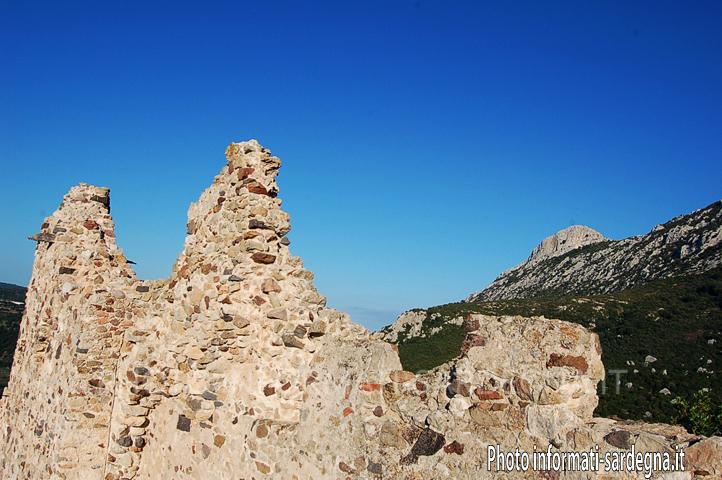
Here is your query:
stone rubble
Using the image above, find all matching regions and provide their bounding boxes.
[0,140,720,479]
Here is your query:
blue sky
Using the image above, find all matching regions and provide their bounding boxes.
[2,1,721,329]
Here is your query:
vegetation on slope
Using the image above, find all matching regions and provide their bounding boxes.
[385,268,722,433]
[0,283,25,393]
[396,323,466,373]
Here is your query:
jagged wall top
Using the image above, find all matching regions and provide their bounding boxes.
[33,182,135,279]
[176,140,291,278]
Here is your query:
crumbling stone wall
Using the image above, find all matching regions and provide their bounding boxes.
[0,184,139,478]
[1,140,720,479]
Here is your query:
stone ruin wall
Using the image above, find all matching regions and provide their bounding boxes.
[1,140,720,479]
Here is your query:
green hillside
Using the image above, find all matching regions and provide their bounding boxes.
[385,268,722,432]
[0,283,27,303]
[0,283,25,392]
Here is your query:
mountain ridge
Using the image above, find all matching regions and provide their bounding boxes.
[467,199,722,302]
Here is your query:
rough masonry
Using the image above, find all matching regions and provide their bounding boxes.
[1,141,720,479]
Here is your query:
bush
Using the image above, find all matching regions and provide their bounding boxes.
[670,389,722,436]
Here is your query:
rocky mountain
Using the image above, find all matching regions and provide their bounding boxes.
[3,140,720,478]
[520,225,607,268]
[468,200,722,302]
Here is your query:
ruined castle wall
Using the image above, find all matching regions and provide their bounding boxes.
[1,141,719,479]
[97,142,403,479]
[0,185,138,478]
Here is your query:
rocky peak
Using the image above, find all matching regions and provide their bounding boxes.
[526,225,606,266]
[182,140,289,258]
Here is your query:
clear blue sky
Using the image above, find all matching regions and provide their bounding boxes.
[2,1,721,329]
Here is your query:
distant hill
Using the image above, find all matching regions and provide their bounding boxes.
[0,283,27,303]
[468,200,722,302]
[383,200,722,430]
[0,282,26,392]
[382,268,722,426]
